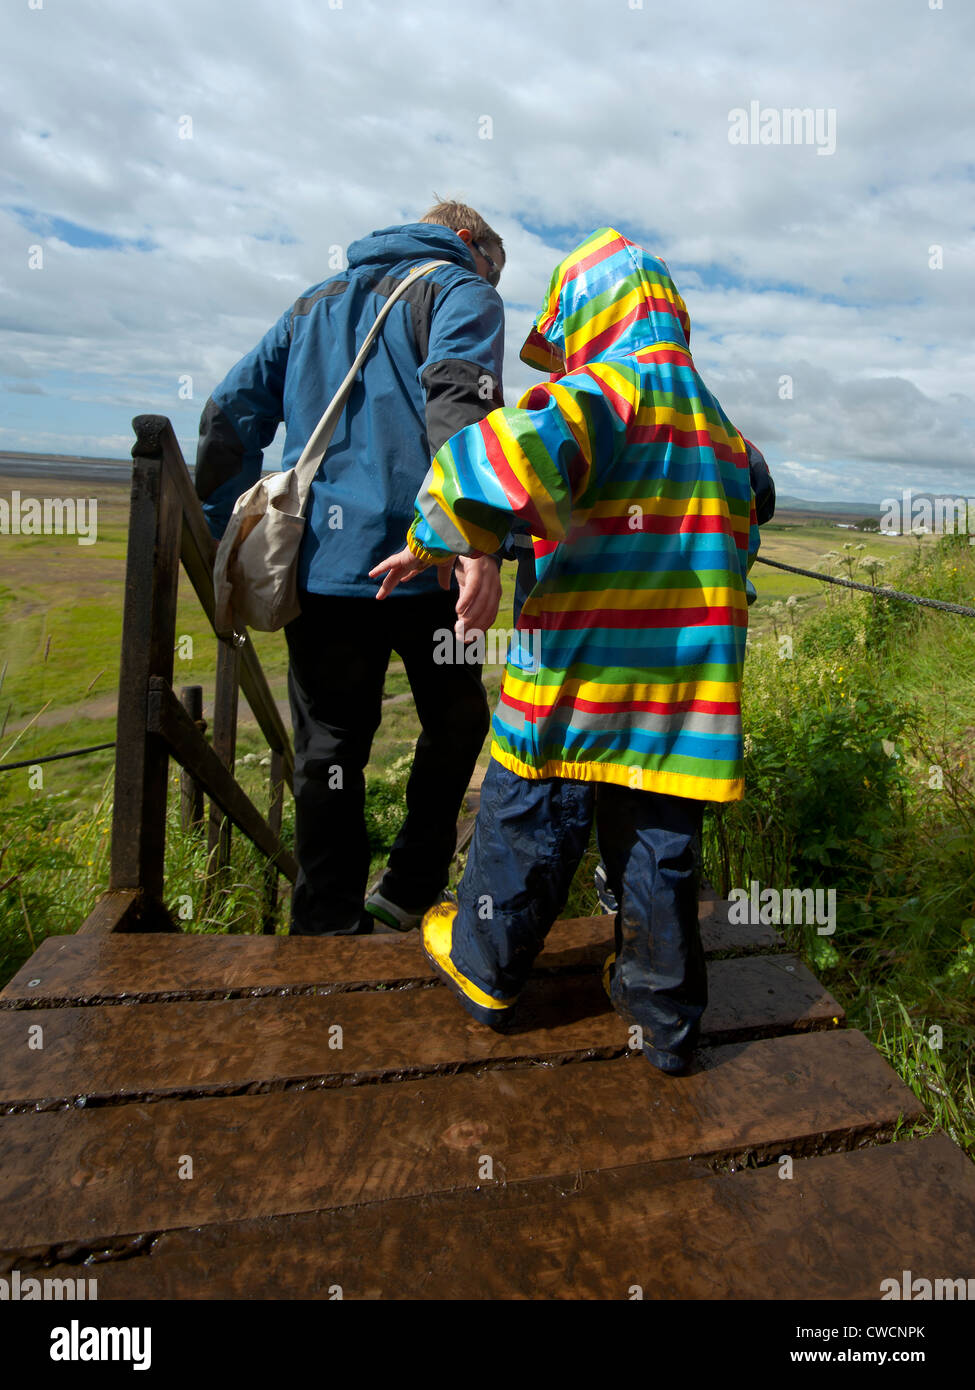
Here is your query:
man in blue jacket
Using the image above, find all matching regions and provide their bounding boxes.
[195,201,507,935]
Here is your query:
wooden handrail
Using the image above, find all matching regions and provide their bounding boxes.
[80,415,297,935]
[136,415,294,788]
[146,679,297,881]
[107,444,181,931]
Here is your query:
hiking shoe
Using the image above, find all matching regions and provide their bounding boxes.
[364,888,435,932]
[421,898,518,1032]
[594,861,618,916]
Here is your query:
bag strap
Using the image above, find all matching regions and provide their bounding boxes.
[293,259,449,510]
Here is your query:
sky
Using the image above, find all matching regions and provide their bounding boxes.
[1,0,973,505]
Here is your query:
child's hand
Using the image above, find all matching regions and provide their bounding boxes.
[454,555,502,637]
[370,547,453,599]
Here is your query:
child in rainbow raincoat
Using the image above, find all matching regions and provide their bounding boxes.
[372,227,758,1074]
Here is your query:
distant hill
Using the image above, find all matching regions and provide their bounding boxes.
[775,493,883,517]
[0,450,130,467]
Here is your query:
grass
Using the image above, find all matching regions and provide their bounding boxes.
[0,732,300,984]
[704,531,975,1156]
[0,464,514,796]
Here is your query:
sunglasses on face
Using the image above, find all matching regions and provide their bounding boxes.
[472,240,502,288]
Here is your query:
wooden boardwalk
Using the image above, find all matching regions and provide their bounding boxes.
[2,892,974,1300]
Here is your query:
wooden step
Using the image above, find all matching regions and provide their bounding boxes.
[10,1135,973,1300]
[0,955,841,1111]
[0,901,783,1008]
[0,1029,916,1254]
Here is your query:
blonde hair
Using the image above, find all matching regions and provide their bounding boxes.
[419,197,505,262]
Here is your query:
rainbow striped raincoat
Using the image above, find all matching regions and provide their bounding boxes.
[407,228,759,802]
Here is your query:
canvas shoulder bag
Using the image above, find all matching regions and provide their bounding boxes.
[212,259,448,637]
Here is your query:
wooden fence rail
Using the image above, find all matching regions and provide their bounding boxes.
[80,414,296,937]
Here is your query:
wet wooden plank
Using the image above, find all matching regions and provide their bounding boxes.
[11,1135,973,1300]
[0,1030,917,1252]
[0,956,842,1110]
[689,894,786,955]
[0,902,782,1007]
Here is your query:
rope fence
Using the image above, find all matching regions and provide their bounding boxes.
[0,743,116,774]
[755,556,975,618]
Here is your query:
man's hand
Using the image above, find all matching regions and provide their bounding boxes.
[454,555,502,640]
[369,546,453,600]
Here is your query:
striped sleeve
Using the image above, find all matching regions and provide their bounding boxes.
[407,370,626,563]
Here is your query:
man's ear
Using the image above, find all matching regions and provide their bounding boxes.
[456,228,473,244]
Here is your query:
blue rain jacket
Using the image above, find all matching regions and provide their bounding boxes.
[195,222,505,597]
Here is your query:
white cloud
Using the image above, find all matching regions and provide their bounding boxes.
[0,0,972,501]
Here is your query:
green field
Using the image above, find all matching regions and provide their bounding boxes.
[0,470,512,803]
[746,513,915,639]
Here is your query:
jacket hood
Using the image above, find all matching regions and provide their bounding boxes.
[520,227,691,375]
[346,222,478,274]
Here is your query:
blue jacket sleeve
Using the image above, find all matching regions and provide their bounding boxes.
[195,310,291,539]
[744,494,761,605]
[742,440,767,605]
[418,276,505,455]
[414,274,506,567]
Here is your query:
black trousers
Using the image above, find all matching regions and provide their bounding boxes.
[284,591,490,934]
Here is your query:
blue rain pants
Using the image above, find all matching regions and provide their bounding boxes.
[451,757,708,1070]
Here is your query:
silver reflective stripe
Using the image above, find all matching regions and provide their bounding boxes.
[415,466,475,555]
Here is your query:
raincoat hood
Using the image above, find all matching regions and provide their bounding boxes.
[520,227,692,376]
[346,222,479,276]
